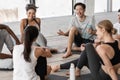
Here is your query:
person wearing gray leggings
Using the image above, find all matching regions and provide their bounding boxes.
[0,24,20,59]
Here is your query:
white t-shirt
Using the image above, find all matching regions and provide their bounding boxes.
[114,22,120,34]
[69,15,95,40]
[13,44,40,80]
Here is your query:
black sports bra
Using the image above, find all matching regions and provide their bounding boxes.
[103,40,120,65]
[24,19,40,31]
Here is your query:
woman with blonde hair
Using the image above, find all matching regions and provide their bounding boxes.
[52,20,120,80]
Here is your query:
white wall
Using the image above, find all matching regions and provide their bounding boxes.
[4,12,118,37]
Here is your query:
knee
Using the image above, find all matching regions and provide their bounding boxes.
[85,43,93,48]
[2,29,9,36]
[85,43,94,53]
[69,27,78,33]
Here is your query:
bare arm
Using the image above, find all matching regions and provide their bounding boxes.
[0,24,20,45]
[0,54,12,59]
[35,47,52,58]
[96,45,118,80]
[36,18,41,31]
[20,19,26,43]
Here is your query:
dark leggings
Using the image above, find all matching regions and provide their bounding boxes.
[60,43,111,80]
[60,41,92,69]
[60,50,88,69]
[60,50,87,69]
[78,43,111,80]
[35,56,47,80]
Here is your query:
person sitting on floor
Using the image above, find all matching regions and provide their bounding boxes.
[20,3,57,53]
[0,24,20,69]
[13,26,52,80]
[57,2,96,58]
[0,24,20,59]
[20,4,57,80]
[52,20,120,80]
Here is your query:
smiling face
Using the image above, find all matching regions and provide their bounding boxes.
[75,5,85,17]
[26,9,36,20]
[96,26,104,40]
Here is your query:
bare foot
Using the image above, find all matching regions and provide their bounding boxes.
[64,46,81,52]
[62,52,72,58]
[51,65,60,73]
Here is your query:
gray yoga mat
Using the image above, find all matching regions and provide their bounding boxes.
[48,74,120,80]
[47,74,93,80]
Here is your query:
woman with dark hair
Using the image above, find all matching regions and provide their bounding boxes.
[20,4,46,46]
[13,26,52,80]
[20,4,56,80]
[20,4,58,51]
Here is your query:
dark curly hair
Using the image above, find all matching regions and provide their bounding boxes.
[25,4,38,12]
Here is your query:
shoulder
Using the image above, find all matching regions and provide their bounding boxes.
[96,44,114,55]
[70,16,78,23]
[21,18,27,22]
[35,18,41,22]
[20,18,27,25]
[96,44,106,52]
[96,45,108,58]
[20,18,28,29]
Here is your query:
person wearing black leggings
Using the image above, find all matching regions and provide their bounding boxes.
[35,56,47,80]
[52,20,120,80]
[76,43,112,80]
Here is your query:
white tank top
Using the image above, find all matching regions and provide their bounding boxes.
[13,44,40,80]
